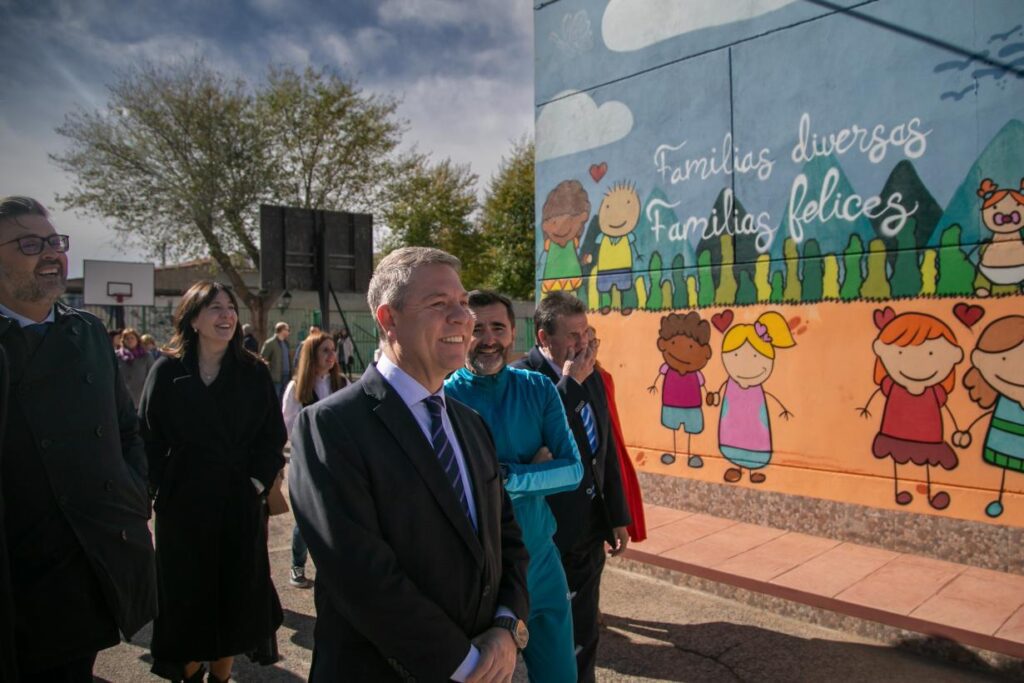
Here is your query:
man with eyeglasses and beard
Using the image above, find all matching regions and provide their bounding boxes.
[445,290,583,681]
[0,196,155,681]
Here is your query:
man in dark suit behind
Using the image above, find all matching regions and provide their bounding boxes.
[0,196,156,681]
[289,246,530,682]
[511,292,631,682]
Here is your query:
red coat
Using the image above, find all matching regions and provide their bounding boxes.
[597,366,647,542]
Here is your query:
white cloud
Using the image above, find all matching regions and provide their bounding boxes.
[535,90,633,161]
[602,0,797,52]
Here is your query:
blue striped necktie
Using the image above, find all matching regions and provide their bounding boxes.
[424,395,473,524]
[581,402,600,454]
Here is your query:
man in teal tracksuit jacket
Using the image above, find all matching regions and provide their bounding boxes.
[446,290,583,682]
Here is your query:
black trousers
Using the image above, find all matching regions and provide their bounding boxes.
[20,652,97,683]
[561,535,606,683]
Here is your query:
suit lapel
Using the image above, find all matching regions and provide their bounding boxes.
[447,405,487,563]
[364,366,484,563]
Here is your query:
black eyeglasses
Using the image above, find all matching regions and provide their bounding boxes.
[0,234,70,255]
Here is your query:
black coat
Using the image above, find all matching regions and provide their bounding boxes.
[0,343,16,683]
[512,347,631,553]
[289,363,531,682]
[0,304,157,672]
[139,351,286,662]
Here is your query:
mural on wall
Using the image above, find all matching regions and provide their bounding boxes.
[961,315,1024,518]
[859,309,965,510]
[646,312,712,469]
[534,0,1024,526]
[710,311,796,485]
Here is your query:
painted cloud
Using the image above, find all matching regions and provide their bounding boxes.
[536,90,633,161]
[603,0,797,52]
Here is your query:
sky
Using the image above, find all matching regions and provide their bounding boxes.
[0,0,534,276]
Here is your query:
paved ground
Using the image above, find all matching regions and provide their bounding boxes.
[93,503,1021,682]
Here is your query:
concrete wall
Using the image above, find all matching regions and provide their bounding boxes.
[533,0,1024,541]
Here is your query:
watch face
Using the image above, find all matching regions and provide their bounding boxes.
[514,619,530,648]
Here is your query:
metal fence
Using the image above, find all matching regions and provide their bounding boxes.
[61,296,536,374]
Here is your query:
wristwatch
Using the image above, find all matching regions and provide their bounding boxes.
[493,616,529,650]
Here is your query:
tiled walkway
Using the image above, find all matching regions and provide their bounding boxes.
[623,504,1024,659]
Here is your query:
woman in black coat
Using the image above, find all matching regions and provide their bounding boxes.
[139,281,286,683]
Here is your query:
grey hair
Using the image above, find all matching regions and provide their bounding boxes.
[0,196,48,222]
[367,247,461,319]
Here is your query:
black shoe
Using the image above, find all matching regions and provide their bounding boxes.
[289,566,313,589]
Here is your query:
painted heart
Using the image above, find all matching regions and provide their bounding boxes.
[711,309,734,333]
[953,302,985,328]
[872,306,896,331]
[589,162,607,183]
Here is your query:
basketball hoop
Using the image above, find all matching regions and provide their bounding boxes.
[115,294,125,304]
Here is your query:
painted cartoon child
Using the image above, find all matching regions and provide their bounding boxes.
[595,182,642,313]
[957,315,1024,518]
[539,179,590,296]
[706,312,796,484]
[858,310,964,510]
[975,178,1024,297]
[646,312,712,469]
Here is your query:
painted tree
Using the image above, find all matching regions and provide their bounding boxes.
[936,225,976,295]
[770,271,784,303]
[697,249,715,307]
[646,251,663,310]
[840,234,865,300]
[736,270,757,305]
[890,218,922,297]
[715,234,738,305]
[672,254,688,307]
[783,238,802,302]
[754,254,772,301]
[822,254,840,299]
[801,239,824,302]
[920,249,938,295]
[860,238,892,299]
[661,281,673,309]
[686,275,698,307]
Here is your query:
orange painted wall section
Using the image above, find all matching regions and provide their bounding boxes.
[591,297,1023,527]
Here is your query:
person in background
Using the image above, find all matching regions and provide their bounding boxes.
[336,327,355,380]
[139,281,286,683]
[281,330,347,589]
[292,325,321,369]
[117,327,156,408]
[0,195,156,681]
[241,323,259,354]
[109,328,122,350]
[140,333,162,360]
[260,321,292,400]
[445,289,583,681]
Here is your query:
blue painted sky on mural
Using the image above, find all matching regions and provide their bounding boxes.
[533,0,1024,261]
[0,0,532,275]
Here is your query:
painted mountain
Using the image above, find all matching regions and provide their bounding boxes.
[931,118,1024,254]
[871,159,943,270]
[772,153,877,261]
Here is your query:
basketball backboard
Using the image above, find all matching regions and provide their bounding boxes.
[83,260,155,306]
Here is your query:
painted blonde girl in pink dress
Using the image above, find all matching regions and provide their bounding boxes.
[707,312,796,484]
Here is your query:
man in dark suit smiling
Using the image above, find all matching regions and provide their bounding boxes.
[289,246,530,682]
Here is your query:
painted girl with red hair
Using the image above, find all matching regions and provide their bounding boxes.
[859,310,965,509]
[975,178,1024,296]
